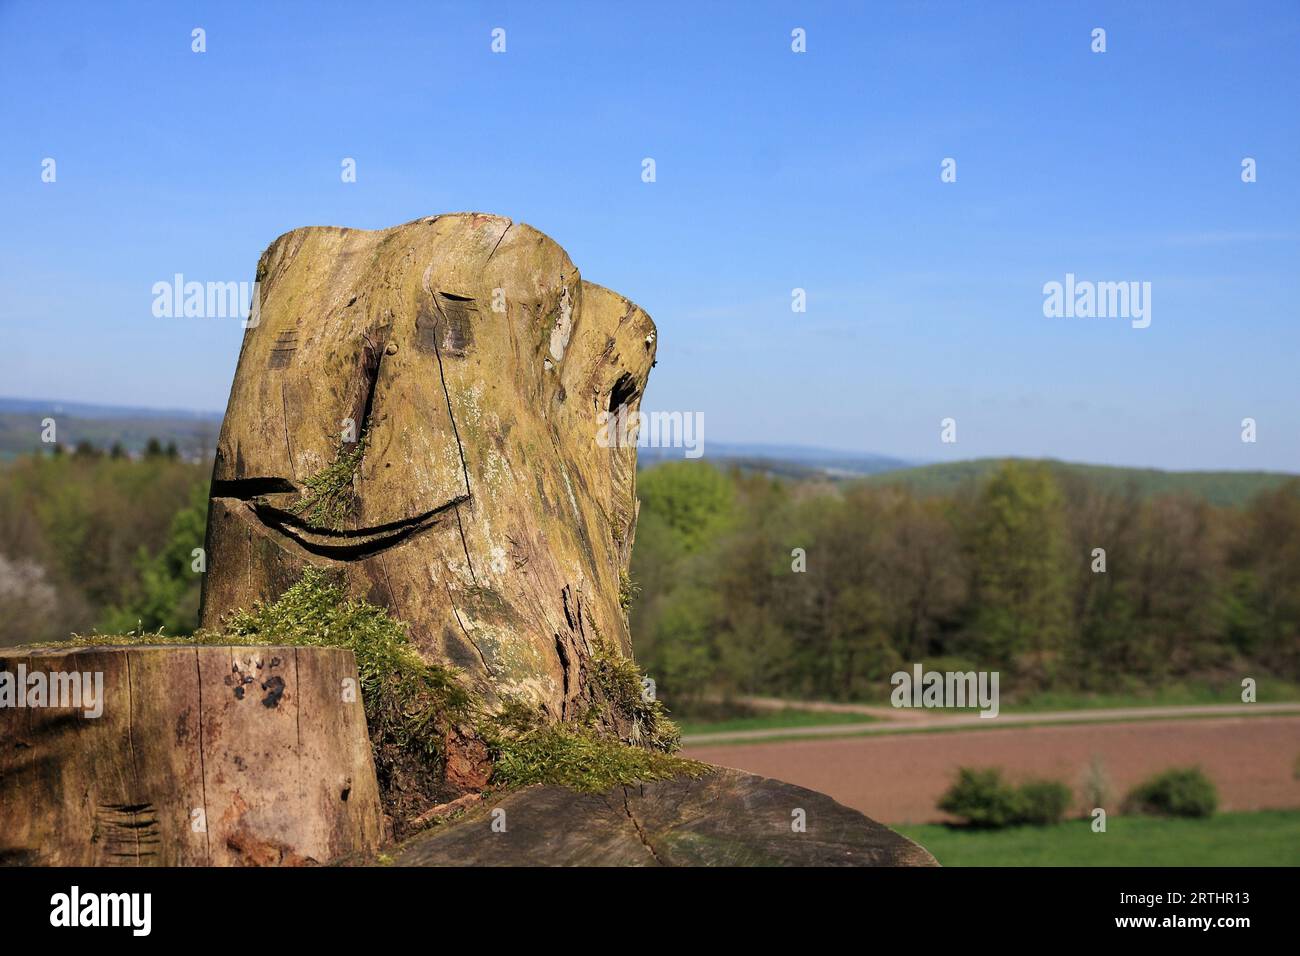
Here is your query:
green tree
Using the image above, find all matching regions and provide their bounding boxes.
[962,462,1071,683]
[709,474,797,695]
[1228,481,1300,678]
[636,461,735,555]
[101,480,208,635]
[647,584,719,706]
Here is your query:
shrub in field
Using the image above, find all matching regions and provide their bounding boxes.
[1016,779,1073,825]
[939,768,1020,826]
[1124,766,1218,818]
[938,767,1073,827]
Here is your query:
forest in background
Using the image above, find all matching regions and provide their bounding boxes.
[2,450,1298,713]
[0,448,207,646]
[629,460,1300,709]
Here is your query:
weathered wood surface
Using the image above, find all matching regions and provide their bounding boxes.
[200,213,658,722]
[390,768,938,867]
[0,645,383,866]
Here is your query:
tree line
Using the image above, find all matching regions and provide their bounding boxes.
[3,450,1296,710]
[0,450,207,646]
[629,460,1300,708]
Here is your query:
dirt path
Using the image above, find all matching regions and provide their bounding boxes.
[683,715,1300,825]
[683,701,1300,744]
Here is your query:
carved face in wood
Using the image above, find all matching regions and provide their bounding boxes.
[200,214,656,715]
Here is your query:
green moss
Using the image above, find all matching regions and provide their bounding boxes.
[48,629,261,649]
[487,723,707,792]
[618,568,639,613]
[478,686,704,793]
[290,439,367,530]
[589,638,681,751]
[475,632,702,792]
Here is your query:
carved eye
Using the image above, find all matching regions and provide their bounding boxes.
[268,329,299,369]
[608,372,639,415]
[415,292,477,357]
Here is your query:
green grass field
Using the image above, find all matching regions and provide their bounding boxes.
[895,810,1300,866]
[676,682,1300,745]
[869,681,1300,715]
[1000,680,1300,712]
[678,679,1300,734]
[676,708,875,737]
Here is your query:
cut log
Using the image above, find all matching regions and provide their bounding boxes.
[0,645,384,866]
[391,768,939,866]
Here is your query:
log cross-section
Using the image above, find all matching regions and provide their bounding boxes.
[0,645,384,866]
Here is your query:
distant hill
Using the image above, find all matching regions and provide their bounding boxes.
[4,399,1292,507]
[859,458,1298,507]
[0,397,222,461]
[639,442,914,480]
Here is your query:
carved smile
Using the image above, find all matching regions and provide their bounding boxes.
[253,498,469,558]
[211,477,468,559]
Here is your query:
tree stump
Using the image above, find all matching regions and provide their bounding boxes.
[0,645,384,866]
[199,213,660,722]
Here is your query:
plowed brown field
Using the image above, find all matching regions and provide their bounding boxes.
[684,716,1300,825]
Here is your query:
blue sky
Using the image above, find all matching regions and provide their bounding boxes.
[1,0,1297,470]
